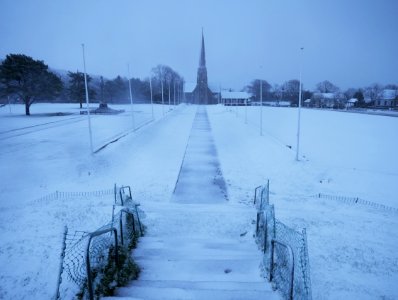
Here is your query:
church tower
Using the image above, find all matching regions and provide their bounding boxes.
[193,30,214,104]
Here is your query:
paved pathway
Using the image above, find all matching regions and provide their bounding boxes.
[105,105,279,300]
[172,106,227,203]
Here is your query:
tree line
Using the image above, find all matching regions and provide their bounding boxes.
[0,53,184,115]
[245,79,397,108]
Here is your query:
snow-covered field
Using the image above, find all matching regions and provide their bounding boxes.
[209,105,398,299]
[0,103,397,299]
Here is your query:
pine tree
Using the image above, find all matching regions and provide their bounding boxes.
[67,71,96,108]
[0,54,63,115]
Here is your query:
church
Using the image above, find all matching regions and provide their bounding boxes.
[185,31,217,104]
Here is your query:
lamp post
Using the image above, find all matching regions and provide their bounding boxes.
[81,43,93,154]
[127,64,135,130]
[161,78,164,116]
[296,47,304,161]
[260,78,263,136]
[149,76,154,120]
[173,80,176,106]
[168,79,171,110]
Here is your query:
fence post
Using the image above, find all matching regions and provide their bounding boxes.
[263,216,268,253]
[302,228,312,299]
[270,239,275,282]
[256,212,260,235]
[54,226,68,300]
[114,183,117,204]
[134,204,143,235]
[86,228,119,300]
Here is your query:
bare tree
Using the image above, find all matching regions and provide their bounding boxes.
[245,79,271,100]
[316,80,339,93]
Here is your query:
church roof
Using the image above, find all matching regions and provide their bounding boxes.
[199,29,206,67]
[184,82,196,93]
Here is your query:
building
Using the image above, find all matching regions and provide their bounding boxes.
[376,89,397,107]
[311,92,346,108]
[186,30,216,104]
[221,91,251,106]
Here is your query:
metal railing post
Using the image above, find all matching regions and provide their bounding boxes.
[54,225,68,300]
[86,227,119,300]
[270,240,295,300]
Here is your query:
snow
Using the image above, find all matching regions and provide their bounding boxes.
[209,105,398,299]
[0,103,397,299]
[221,91,250,100]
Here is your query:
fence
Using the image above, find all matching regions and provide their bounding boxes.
[255,182,312,300]
[34,189,114,204]
[312,193,398,214]
[54,185,143,300]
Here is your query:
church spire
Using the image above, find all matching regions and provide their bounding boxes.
[199,28,206,67]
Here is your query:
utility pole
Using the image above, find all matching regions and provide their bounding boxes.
[260,79,263,136]
[82,43,93,154]
[161,78,164,116]
[149,76,154,120]
[296,47,304,161]
[127,64,135,130]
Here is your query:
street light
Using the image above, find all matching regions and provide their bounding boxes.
[296,47,304,161]
[81,43,93,154]
[260,78,263,136]
[127,64,135,130]
[149,76,154,120]
[259,65,263,136]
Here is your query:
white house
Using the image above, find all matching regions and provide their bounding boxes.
[221,91,251,106]
[376,89,397,107]
[346,98,358,108]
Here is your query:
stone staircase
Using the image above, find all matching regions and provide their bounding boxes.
[102,106,280,299]
[104,235,279,300]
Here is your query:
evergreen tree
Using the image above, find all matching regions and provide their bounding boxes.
[0,54,63,115]
[353,90,365,107]
[67,71,96,108]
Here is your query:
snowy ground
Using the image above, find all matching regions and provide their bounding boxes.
[209,105,398,299]
[0,103,397,299]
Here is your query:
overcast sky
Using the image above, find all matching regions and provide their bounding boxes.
[1,0,397,91]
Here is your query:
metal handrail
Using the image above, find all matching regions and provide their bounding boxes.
[54,226,68,300]
[254,185,262,204]
[270,239,295,300]
[133,204,143,235]
[119,208,137,245]
[119,186,132,206]
[256,211,269,253]
[86,227,119,300]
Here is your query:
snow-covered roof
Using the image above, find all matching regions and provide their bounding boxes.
[221,91,251,99]
[304,99,311,103]
[381,89,396,100]
[313,92,335,99]
[184,82,196,93]
[322,93,335,99]
[348,98,358,103]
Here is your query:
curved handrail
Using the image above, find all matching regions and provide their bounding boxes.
[270,239,295,300]
[86,227,119,300]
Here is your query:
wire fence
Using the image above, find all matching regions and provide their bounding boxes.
[34,189,114,204]
[255,182,312,300]
[55,185,143,300]
[311,193,398,214]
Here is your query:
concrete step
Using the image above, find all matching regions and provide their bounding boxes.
[124,279,273,292]
[110,284,280,300]
[134,257,264,282]
[134,238,260,260]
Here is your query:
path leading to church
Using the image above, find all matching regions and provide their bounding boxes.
[105,105,279,300]
[172,105,228,203]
